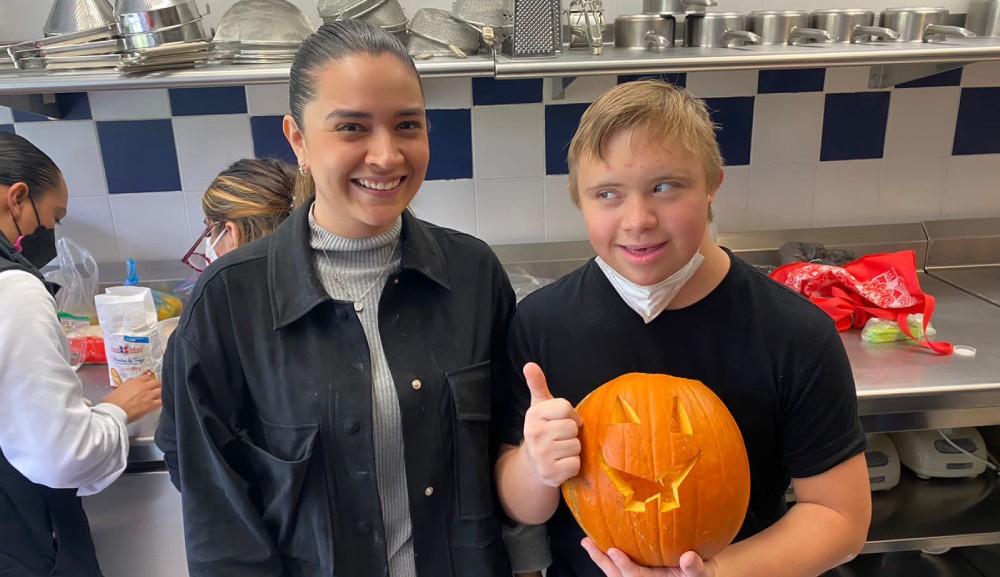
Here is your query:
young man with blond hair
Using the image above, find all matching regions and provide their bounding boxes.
[496,80,871,577]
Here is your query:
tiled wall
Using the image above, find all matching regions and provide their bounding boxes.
[1,1,999,264]
[2,63,999,264]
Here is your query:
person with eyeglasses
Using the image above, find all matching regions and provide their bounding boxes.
[181,158,307,273]
[0,132,162,577]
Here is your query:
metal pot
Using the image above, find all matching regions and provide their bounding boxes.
[642,0,717,15]
[117,1,202,34]
[747,10,838,45]
[685,12,762,47]
[879,7,976,42]
[614,14,674,50]
[966,0,1000,37]
[810,9,899,43]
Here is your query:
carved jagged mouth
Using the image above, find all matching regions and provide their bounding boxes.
[600,450,701,513]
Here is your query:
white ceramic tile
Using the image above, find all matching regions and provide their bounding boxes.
[877,156,948,224]
[685,71,758,98]
[410,179,478,236]
[245,84,291,116]
[812,160,882,227]
[14,121,107,197]
[88,90,170,121]
[942,154,1000,219]
[884,87,960,159]
[543,76,618,104]
[423,78,473,109]
[58,196,119,263]
[0,3,49,45]
[834,0,884,9]
[762,0,825,9]
[751,93,824,165]
[961,62,1000,88]
[110,193,192,261]
[722,0,764,13]
[183,191,208,241]
[747,163,817,230]
[543,174,588,241]
[904,0,966,11]
[472,104,545,179]
[713,165,750,233]
[476,177,545,244]
[617,0,643,15]
[0,106,12,124]
[172,115,254,192]
[824,67,881,93]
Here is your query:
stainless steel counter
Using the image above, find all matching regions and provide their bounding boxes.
[931,266,1000,308]
[79,365,164,465]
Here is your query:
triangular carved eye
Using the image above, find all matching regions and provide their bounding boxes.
[670,396,693,436]
[611,395,641,425]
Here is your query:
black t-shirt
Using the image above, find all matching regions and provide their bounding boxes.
[502,250,866,577]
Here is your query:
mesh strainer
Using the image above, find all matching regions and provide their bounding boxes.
[451,0,513,44]
[317,0,407,31]
[214,0,313,45]
[407,8,479,58]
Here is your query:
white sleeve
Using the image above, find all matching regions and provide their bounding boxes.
[0,270,129,496]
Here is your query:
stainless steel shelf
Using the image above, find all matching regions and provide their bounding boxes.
[0,56,495,95]
[495,38,1000,78]
[862,468,1000,554]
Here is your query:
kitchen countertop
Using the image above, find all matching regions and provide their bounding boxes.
[80,365,164,464]
[930,265,1000,308]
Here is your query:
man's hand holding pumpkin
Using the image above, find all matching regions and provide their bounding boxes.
[521,362,583,487]
[582,538,719,577]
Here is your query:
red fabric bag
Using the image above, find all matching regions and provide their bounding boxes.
[770,250,953,355]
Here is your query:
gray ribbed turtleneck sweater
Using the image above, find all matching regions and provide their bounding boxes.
[308,208,415,577]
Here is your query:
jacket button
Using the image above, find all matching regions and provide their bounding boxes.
[392,277,400,285]
[336,308,348,320]
[344,420,360,434]
[424,486,434,497]
[358,521,371,534]
[411,379,422,390]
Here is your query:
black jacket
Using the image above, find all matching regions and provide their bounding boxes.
[156,207,515,577]
[0,238,103,577]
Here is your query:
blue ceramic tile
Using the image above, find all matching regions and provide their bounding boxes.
[703,97,754,166]
[758,69,826,94]
[544,103,589,175]
[618,73,687,88]
[97,120,181,194]
[169,87,248,116]
[896,68,962,89]
[953,87,1000,156]
[820,92,890,161]
[426,109,472,181]
[0,125,13,134]
[472,78,543,106]
[11,93,91,122]
[250,116,296,163]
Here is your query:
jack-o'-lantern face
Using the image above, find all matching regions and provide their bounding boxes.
[562,373,751,567]
[599,395,701,513]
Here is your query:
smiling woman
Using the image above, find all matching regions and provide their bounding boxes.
[156,19,548,577]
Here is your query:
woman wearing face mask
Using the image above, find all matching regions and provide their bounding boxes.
[0,133,162,577]
[155,20,550,577]
[180,158,305,273]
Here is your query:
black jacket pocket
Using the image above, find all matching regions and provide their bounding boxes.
[446,361,493,521]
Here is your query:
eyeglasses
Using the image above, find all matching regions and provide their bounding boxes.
[181,223,213,273]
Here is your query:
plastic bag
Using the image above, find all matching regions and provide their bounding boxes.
[94,286,163,387]
[43,237,99,322]
[507,271,555,303]
[861,314,936,344]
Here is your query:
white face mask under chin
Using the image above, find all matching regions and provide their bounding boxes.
[596,251,705,324]
[205,227,228,262]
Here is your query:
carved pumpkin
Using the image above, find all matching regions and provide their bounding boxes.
[562,373,751,567]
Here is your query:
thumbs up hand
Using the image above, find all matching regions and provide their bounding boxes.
[522,362,583,488]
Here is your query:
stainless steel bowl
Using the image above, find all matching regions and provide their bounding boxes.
[122,18,208,50]
[117,1,201,34]
[213,0,313,45]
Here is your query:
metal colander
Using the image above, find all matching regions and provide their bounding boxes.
[214,0,313,44]
[407,8,479,58]
[451,0,513,28]
[318,0,407,35]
